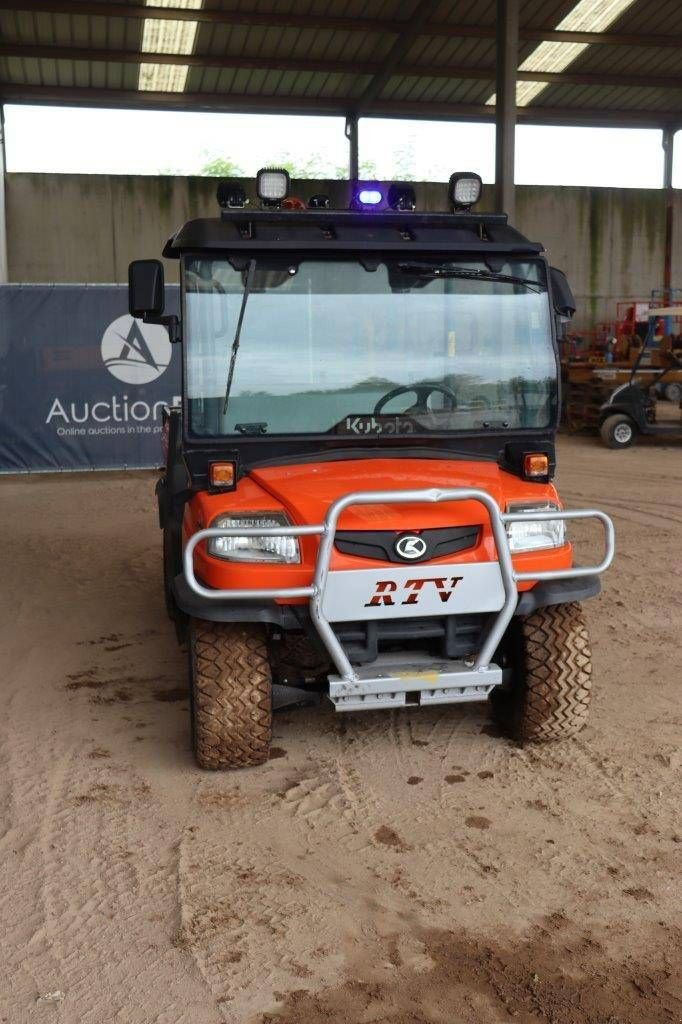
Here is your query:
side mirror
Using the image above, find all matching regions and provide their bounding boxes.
[129,259,165,319]
[549,266,576,319]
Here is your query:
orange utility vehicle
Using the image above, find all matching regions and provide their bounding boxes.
[129,169,614,770]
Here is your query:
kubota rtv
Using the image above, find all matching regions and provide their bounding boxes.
[129,169,614,770]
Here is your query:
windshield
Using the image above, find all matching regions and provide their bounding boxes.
[184,257,556,437]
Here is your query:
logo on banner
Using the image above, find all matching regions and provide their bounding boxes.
[101,315,171,385]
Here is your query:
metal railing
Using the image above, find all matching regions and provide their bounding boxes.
[184,488,615,684]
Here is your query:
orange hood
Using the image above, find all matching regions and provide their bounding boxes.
[186,457,569,595]
[249,458,559,530]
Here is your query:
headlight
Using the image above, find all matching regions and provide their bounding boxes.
[208,512,300,564]
[505,502,566,552]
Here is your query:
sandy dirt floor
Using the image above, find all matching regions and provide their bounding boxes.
[0,436,680,1024]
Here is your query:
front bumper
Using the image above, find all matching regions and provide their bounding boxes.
[173,572,602,624]
[179,487,614,711]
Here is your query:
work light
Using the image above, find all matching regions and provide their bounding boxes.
[208,512,300,564]
[388,184,416,211]
[216,181,247,209]
[256,168,290,203]
[449,172,482,210]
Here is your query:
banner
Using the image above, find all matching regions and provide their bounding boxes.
[0,284,181,472]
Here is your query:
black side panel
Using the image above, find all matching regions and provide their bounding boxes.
[158,407,192,529]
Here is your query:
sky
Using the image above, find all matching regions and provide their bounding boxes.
[3,104,680,189]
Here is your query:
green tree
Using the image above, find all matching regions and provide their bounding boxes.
[391,141,417,181]
[331,158,379,179]
[199,151,380,181]
[200,156,244,176]
[267,152,340,179]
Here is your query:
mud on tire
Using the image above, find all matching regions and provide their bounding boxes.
[493,602,593,743]
[189,620,272,770]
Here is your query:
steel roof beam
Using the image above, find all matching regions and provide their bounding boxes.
[2,44,681,92]
[2,1,682,51]
[495,0,518,220]
[355,0,442,109]
[1,83,679,130]
[0,43,374,76]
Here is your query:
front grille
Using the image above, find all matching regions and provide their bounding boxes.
[335,525,480,564]
[334,613,490,664]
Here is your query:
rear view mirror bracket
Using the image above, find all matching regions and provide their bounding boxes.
[143,312,181,344]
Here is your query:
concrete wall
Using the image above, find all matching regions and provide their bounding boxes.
[0,118,7,283]
[5,172,681,328]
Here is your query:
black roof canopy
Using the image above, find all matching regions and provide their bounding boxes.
[163,209,544,258]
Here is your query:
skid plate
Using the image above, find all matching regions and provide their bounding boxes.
[328,654,502,712]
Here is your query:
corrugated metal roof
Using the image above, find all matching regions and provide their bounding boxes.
[0,0,681,127]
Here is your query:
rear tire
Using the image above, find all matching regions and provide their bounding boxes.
[600,413,635,449]
[189,620,272,770]
[493,602,593,743]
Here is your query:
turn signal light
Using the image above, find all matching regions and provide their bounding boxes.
[523,453,549,479]
[209,461,236,488]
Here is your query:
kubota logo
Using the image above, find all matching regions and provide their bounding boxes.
[394,534,427,560]
[101,314,171,385]
[364,576,463,607]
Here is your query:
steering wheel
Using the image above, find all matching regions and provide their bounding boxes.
[374,382,458,417]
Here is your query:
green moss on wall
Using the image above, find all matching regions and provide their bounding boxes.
[588,189,607,321]
[120,175,137,202]
[156,175,174,215]
[186,176,204,219]
[615,190,664,291]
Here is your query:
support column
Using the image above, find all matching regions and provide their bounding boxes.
[662,127,675,303]
[345,113,359,182]
[0,106,7,283]
[494,0,519,221]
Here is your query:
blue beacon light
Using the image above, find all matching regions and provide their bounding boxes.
[357,188,383,206]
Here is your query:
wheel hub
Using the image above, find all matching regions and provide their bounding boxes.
[613,422,632,443]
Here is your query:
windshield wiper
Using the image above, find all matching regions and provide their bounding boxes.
[223,257,256,416]
[397,264,542,291]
